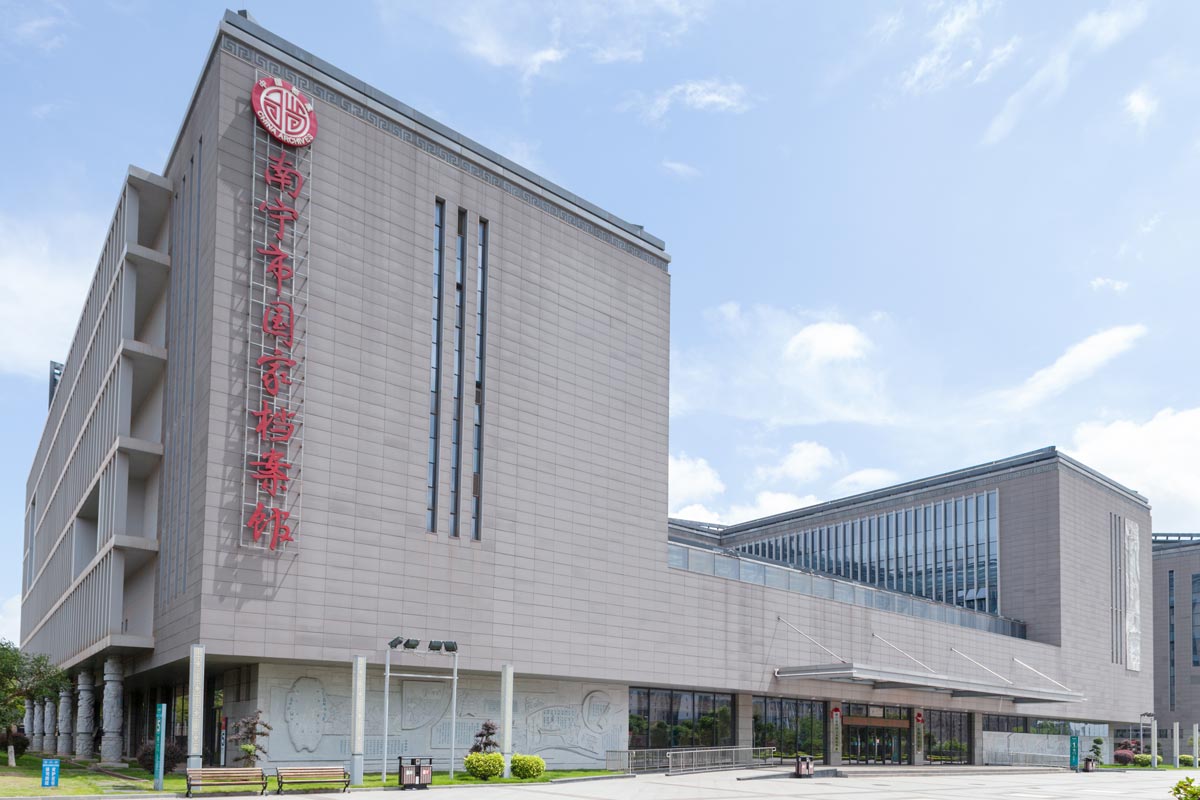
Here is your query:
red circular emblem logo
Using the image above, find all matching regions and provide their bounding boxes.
[252,78,317,147]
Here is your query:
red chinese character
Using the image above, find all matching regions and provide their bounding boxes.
[257,349,296,397]
[247,502,294,551]
[256,243,294,296]
[258,197,299,241]
[251,400,296,443]
[262,300,295,349]
[250,448,291,497]
[264,152,304,199]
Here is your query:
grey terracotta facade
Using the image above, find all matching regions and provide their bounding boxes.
[19,11,1153,771]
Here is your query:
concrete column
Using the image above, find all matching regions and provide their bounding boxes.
[912,710,926,765]
[1192,723,1197,768]
[827,704,843,766]
[44,698,56,752]
[187,645,206,770]
[349,656,366,785]
[499,665,514,778]
[1152,719,1159,769]
[75,672,95,759]
[100,657,125,765]
[1175,722,1181,768]
[57,688,73,755]
[31,701,44,752]
[735,694,754,747]
[23,700,34,743]
[970,713,985,765]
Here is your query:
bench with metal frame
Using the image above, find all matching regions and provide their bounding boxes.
[185,767,268,797]
[275,766,351,794]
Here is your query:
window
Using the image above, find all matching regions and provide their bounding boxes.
[753,696,826,760]
[426,202,446,532]
[1170,570,1176,710]
[448,210,467,537]
[470,221,488,539]
[631,688,733,749]
[1191,573,1200,667]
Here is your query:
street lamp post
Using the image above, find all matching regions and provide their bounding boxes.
[382,638,461,782]
[1140,711,1154,759]
[381,637,404,783]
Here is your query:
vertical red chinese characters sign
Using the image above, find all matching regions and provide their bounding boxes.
[242,77,316,551]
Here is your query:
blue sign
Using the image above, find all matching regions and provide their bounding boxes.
[41,759,60,787]
[154,704,167,791]
[1070,735,1080,771]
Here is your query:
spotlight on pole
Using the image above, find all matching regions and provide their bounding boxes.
[428,641,443,651]
[388,636,404,649]
[403,638,420,649]
[443,641,458,652]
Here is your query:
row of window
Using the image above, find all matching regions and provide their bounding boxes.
[668,542,1026,639]
[751,697,826,758]
[1170,570,1176,711]
[982,714,1109,737]
[427,203,488,539]
[628,688,734,749]
[734,491,1000,615]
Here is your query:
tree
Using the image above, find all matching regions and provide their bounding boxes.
[231,710,272,766]
[0,639,70,731]
[469,720,499,753]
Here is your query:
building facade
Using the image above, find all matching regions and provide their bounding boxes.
[1152,535,1200,740]
[20,11,1152,772]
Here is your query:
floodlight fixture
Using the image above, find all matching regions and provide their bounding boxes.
[443,641,458,653]
[388,636,404,649]
[428,641,443,651]
[403,638,420,649]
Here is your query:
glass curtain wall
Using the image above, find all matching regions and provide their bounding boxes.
[751,696,826,761]
[734,490,999,615]
[925,710,970,764]
[628,688,733,749]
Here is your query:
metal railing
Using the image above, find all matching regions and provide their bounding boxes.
[667,747,778,775]
[984,751,1071,767]
[606,747,776,774]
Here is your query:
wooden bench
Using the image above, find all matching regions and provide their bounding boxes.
[185,767,268,797]
[275,766,351,793]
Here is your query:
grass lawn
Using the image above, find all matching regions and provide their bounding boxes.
[0,754,185,796]
[0,755,614,796]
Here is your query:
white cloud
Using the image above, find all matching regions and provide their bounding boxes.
[833,468,900,496]
[629,79,752,123]
[973,36,1020,84]
[984,2,1147,144]
[672,305,890,426]
[1068,407,1200,531]
[1090,277,1130,293]
[994,324,1147,411]
[1124,86,1158,131]
[902,0,995,94]
[1139,213,1162,234]
[382,0,708,88]
[30,102,59,119]
[0,212,105,378]
[5,1,71,52]
[784,321,871,365]
[661,160,701,178]
[869,10,904,44]
[755,441,836,485]
[677,491,819,526]
[669,452,726,511]
[0,594,19,644]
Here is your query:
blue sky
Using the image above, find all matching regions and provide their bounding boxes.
[2,0,1198,641]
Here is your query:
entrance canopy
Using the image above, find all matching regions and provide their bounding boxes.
[774,662,1084,704]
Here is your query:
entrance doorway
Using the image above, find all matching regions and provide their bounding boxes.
[843,724,911,764]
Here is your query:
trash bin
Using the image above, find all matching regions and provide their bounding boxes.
[794,755,814,778]
[1082,757,1097,772]
[399,757,434,790]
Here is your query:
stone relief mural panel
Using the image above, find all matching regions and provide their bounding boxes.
[257,663,627,770]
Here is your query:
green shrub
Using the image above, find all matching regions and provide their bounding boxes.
[1183,754,1196,767]
[136,741,187,773]
[463,752,504,780]
[1172,776,1200,800]
[0,732,29,758]
[510,753,545,779]
[1132,753,1163,767]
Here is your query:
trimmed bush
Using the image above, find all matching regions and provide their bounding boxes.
[1112,749,1134,765]
[1132,753,1163,767]
[463,752,504,781]
[135,741,187,773]
[510,753,546,779]
[0,732,30,759]
[1182,754,1196,767]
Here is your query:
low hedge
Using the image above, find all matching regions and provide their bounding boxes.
[510,753,545,779]
[463,751,504,780]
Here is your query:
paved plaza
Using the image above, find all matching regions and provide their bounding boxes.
[344,768,1197,800]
